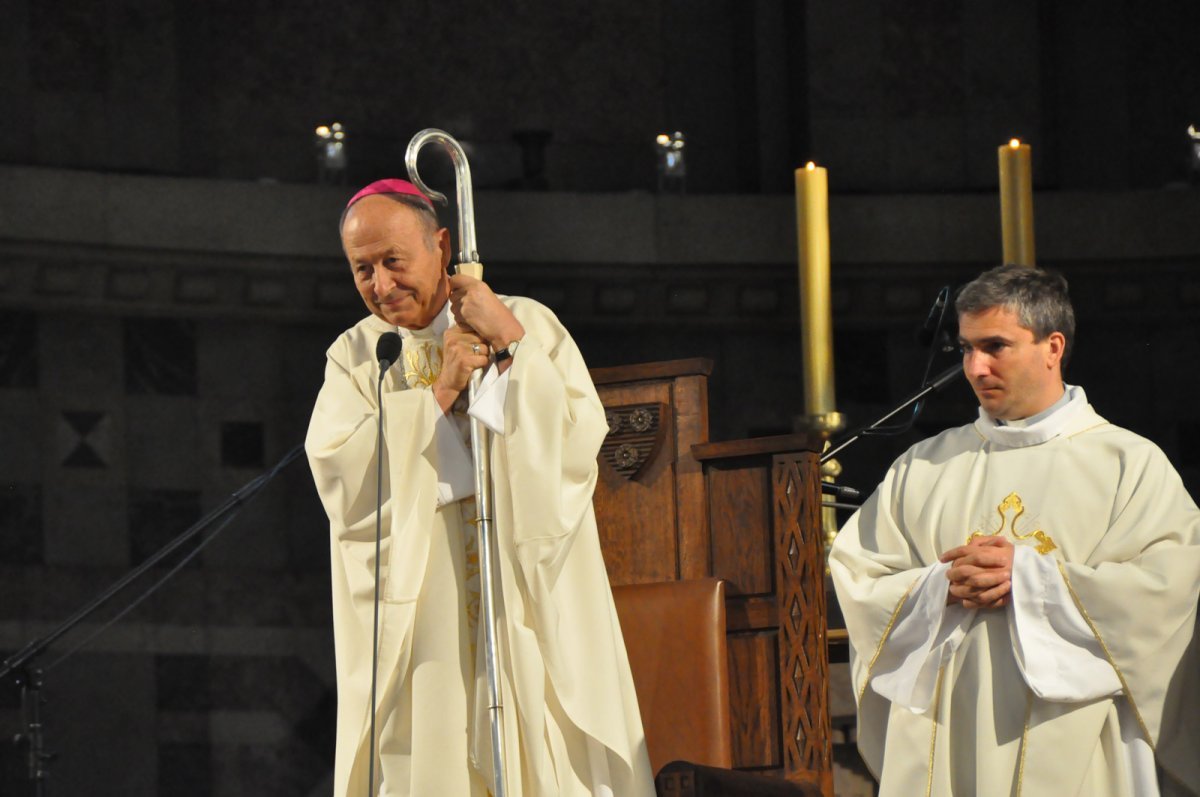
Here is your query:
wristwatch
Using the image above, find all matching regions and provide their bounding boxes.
[493,338,522,363]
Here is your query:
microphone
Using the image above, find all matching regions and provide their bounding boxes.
[376,332,402,376]
[916,286,950,347]
[821,482,863,503]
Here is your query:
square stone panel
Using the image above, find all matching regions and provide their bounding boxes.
[0,483,42,565]
[125,395,204,489]
[40,314,122,400]
[58,411,112,469]
[158,742,213,797]
[0,564,31,622]
[30,0,108,93]
[124,317,197,396]
[220,421,264,468]
[281,322,342,399]
[156,654,213,712]
[210,737,330,797]
[0,391,41,480]
[0,310,37,388]
[197,320,281,401]
[286,472,334,573]
[203,566,329,627]
[42,480,128,568]
[128,488,202,567]
[881,0,965,117]
[199,487,288,573]
[294,688,337,763]
[38,652,157,796]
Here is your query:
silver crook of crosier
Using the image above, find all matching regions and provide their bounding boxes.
[404,129,480,268]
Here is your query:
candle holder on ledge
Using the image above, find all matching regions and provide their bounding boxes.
[793,411,846,553]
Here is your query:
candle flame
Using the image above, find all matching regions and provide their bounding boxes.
[805,162,816,170]
[1009,138,1021,148]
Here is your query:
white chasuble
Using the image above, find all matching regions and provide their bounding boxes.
[831,388,1200,797]
[306,296,655,797]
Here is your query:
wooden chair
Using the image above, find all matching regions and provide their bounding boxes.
[593,360,834,795]
[612,578,822,797]
[612,578,732,773]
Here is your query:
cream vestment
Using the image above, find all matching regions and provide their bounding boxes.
[831,387,1200,796]
[306,296,654,797]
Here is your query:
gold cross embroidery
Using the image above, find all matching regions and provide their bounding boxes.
[966,492,1058,555]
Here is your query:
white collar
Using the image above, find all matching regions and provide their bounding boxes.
[996,385,1072,428]
[397,300,452,343]
[973,384,1091,448]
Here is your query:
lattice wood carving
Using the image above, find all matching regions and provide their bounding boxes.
[772,452,833,794]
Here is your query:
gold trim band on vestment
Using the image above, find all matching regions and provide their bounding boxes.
[924,664,945,797]
[1016,688,1033,797]
[859,576,922,703]
[1056,560,1155,748]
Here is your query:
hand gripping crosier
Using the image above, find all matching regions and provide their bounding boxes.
[405,129,508,797]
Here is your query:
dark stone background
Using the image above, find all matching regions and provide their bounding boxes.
[1,1,1199,795]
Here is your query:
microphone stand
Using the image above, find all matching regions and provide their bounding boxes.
[1,443,305,795]
[367,336,401,797]
[821,363,963,466]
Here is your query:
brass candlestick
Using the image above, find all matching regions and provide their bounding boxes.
[795,162,846,551]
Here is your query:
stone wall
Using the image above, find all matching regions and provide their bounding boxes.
[2,166,1199,794]
[2,1,1198,193]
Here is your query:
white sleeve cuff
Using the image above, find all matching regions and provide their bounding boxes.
[1009,546,1121,701]
[435,410,475,507]
[467,363,510,436]
[871,561,974,713]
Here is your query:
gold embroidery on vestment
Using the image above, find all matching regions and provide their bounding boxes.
[924,664,944,797]
[457,500,481,662]
[859,577,922,703]
[404,342,442,388]
[1056,560,1155,750]
[966,492,1058,554]
[1016,688,1033,797]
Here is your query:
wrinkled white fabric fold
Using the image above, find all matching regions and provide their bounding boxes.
[468,363,510,436]
[587,737,615,797]
[1008,546,1121,701]
[1120,699,1160,796]
[871,561,973,713]
[434,411,474,507]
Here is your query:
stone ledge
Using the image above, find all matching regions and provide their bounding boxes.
[5,165,1200,269]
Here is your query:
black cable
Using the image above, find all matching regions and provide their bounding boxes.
[822,363,963,465]
[1,445,303,681]
[42,444,299,671]
[44,510,240,672]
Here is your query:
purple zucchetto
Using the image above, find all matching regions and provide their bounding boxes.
[345,178,434,209]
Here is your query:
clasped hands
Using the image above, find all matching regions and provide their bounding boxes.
[432,273,526,413]
[939,535,1014,610]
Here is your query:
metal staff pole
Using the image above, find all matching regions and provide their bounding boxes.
[405,129,507,797]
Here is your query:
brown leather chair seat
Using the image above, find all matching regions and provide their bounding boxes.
[612,578,822,797]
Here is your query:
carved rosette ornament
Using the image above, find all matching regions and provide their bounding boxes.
[599,403,667,480]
